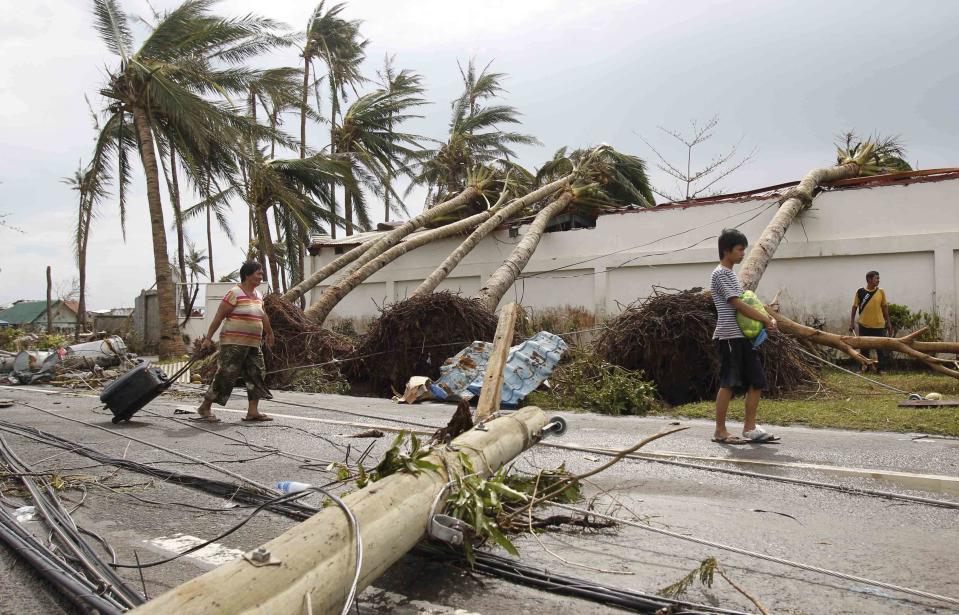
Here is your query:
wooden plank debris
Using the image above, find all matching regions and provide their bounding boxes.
[474,302,519,423]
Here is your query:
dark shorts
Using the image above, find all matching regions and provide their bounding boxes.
[715,337,767,394]
[857,325,890,370]
[204,344,273,406]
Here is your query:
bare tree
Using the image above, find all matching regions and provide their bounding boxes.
[54,277,81,302]
[640,115,756,203]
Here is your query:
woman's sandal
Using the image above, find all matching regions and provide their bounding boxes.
[241,414,273,422]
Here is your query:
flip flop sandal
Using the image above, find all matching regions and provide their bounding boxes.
[242,415,273,422]
[189,415,221,423]
[743,428,780,443]
[712,435,750,445]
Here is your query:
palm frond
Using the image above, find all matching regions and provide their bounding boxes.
[91,0,133,61]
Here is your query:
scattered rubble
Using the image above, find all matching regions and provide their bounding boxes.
[0,336,132,386]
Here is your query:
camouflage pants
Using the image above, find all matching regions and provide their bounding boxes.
[204,344,272,406]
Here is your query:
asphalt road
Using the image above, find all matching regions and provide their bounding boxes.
[0,383,956,615]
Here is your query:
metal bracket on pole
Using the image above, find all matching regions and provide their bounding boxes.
[428,514,473,546]
[243,547,282,568]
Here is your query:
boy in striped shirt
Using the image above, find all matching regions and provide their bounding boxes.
[710,229,779,444]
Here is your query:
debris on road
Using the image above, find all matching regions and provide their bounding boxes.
[424,331,567,406]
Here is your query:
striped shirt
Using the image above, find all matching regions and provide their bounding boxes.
[219,286,264,347]
[710,265,745,340]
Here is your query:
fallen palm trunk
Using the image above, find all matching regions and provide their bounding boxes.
[282,239,376,303]
[772,313,959,378]
[128,406,549,615]
[414,176,571,297]
[304,194,509,325]
[475,191,574,312]
[302,186,483,321]
[738,151,872,290]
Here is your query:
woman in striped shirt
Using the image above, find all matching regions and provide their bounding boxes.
[195,261,276,423]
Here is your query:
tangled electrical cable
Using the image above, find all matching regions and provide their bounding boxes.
[0,420,363,615]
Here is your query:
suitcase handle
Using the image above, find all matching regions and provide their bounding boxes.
[165,355,202,384]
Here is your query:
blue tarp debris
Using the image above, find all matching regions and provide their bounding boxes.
[431,331,568,407]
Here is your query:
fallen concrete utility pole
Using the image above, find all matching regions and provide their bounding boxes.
[129,406,549,615]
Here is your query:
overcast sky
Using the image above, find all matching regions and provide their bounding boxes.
[1,0,956,310]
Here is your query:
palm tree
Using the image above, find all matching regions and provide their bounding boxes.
[413,175,569,296]
[412,59,540,205]
[181,241,207,325]
[334,82,428,235]
[835,131,912,174]
[244,152,357,293]
[63,162,109,340]
[376,55,425,222]
[474,145,654,311]
[300,1,368,237]
[738,136,901,290]
[88,0,287,358]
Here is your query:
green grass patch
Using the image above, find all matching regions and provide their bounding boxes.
[652,370,959,435]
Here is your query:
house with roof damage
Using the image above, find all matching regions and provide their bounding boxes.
[0,300,82,333]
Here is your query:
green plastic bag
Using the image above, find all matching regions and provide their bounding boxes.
[736,290,768,339]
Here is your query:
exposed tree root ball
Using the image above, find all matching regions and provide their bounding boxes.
[595,288,819,405]
[262,295,354,388]
[349,291,498,395]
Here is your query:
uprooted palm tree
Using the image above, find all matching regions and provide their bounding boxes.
[294,167,497,320]
[474,145,654,311]
[737,136,957,377]
[88,0,288,358]
[283,165,510,309]
[412,154,574,297]
[739,133,912,289]
[411,59,540,205]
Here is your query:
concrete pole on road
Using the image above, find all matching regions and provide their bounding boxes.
[130,405,549,615]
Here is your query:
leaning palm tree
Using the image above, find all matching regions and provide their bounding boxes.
[334,82,428,234]
[88,0,288,358]
[297,168,495,321]
[738,134,908,289]
[411,59,540,204]
[474,145,654,311]
[413,172,569,296]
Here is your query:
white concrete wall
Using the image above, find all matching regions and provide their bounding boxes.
[302,177,959,338]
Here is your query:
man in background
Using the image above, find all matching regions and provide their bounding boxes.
[849,270,893,374]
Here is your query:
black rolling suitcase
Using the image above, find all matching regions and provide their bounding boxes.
[100,360,196,423]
